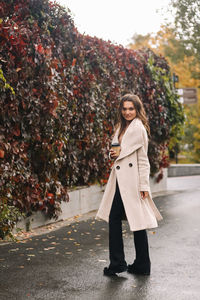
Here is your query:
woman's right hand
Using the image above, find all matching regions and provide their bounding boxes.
[109,149,118,159]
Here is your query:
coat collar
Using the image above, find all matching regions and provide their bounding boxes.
[112,118,144,161]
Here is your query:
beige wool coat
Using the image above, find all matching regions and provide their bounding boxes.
[96,118,163,231]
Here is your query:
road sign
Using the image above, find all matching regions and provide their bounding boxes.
[177,88,198,104]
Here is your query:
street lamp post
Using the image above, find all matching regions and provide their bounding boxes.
[173,73,179,164]
[173,72,179,88]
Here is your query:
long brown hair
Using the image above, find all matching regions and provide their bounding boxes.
[117,93,150,137]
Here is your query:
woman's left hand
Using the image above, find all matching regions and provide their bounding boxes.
[140,191,149,199]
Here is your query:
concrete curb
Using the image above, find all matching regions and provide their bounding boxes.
[15,169,167,232]
[168,164,200,177]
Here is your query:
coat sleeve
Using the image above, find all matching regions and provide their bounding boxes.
[137,129,151,192]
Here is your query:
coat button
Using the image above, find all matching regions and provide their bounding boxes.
[116,166,120,170]
[129,163,133,167]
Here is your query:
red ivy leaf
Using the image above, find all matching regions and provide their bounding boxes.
[35,44,45,54]
[13,125,20,137]
[72,58,76,66]
[0,149,5,158]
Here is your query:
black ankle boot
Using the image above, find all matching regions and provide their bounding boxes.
[127,263,150,275]
[104,265,127,276]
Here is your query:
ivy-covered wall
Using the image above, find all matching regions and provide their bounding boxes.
[0,0,184,219]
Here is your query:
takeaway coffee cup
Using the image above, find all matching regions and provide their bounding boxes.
[111,142,121,157]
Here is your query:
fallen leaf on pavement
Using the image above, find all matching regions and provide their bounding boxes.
[74,215,80,219]
[98,259,106,262]
[9,248,19,252]
[44,247,55,251]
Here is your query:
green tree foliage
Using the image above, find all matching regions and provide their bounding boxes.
[129,26,187,65]
[182,100,200,163]
[171,0,200,78]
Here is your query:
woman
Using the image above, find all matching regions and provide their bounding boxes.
[96,93,163,276]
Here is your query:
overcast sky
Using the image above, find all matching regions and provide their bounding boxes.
[57,0,173,47]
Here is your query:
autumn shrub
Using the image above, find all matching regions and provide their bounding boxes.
[0,202,24,240]
[0,0,184,220]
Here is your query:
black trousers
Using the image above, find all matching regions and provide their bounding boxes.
[108,180,151,271]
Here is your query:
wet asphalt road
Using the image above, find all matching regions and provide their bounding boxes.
[0,176,200,300]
